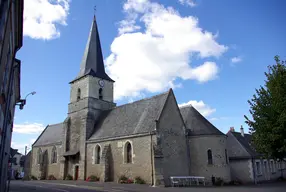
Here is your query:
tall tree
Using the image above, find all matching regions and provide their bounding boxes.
[245,56,286,161]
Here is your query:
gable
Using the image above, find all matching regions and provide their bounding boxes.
[33,123,63,147]
[179,105,224,136]
[88,90,169,141]
[229,132,260,157]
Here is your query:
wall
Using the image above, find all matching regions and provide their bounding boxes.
[189,135,231,184]
[0,1,23,191]
[229,159,253,183]
[157,91,190,186]
[86,135,153,184]
[254,158,284,183]
[31,145,62,179]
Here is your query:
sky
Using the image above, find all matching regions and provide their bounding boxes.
[11,0,286,154]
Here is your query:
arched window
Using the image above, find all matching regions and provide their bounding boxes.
[207,149,213,165]
[225,149,228,164]
[99,88,103,100]
[94,145,101,164]
[37,148,42,164]
[125,142,132,164]
[51,146,57,164]
[77,88,81,101]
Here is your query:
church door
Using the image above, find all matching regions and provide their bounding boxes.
[74,165,79,180]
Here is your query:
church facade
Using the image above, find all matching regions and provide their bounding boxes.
[30,17,231,186]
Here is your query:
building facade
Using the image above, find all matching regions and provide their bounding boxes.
[227,126,286,184]
[30,16,231,186]
[0,0,24,191]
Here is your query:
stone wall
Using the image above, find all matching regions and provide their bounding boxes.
[157,91,190,186]
[229,159,253,183]
[189,135,231,184]
[86,135,154,184]
[30,145,62,179]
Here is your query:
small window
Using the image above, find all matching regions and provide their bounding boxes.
[125,142,132,164]
[77,88,81,101]
[51,146,57,164]
[99,88,103,100]
[94,145,101,164]
[207,149,213,165]
[37,148,42,164]
[225,149,228,164]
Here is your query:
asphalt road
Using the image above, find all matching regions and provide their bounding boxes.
[8,180,286,192]
[9,181,106,192]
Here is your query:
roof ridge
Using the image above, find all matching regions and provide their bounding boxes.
[112,90,170,110]
[48,122,63,126]
[179,104,193,109]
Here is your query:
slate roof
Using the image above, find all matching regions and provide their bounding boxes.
[72,16,114,83]
[89,90,170,141]
[231,132,260,157]
[179,105,224,136]
[33,123,63,147]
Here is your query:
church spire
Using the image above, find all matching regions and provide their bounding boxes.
[77,16,114,82]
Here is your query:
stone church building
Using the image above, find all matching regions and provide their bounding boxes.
[30,17,231,186]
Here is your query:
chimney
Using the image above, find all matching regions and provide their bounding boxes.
[229,127,235,132]
[240,125,244,137]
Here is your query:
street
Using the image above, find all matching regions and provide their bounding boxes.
[9,181,105,192]
[8,180,286,192]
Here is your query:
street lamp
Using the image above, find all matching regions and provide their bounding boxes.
[16,91,36,110]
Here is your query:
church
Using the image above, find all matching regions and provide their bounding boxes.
[30,16,231,186]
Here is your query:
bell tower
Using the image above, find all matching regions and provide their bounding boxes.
[69,15,115,107]
[60,16,115,181]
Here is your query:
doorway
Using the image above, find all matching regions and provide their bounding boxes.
[74,165,79,180]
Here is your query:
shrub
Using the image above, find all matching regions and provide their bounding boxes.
[227,180,242,185]
[214,177,224,186]
[118,175,128,184]
[65,174,73,180]
[86,175,99,182]
[134,176,145,184]
[277,176,286,181]
[126,178,134,184]
[48,175,57,180]
[30,175,37,180]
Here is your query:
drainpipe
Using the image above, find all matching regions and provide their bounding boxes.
[251,158,257,184]
[150,133,154,186]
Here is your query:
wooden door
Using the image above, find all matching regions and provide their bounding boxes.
[74,166,79,180]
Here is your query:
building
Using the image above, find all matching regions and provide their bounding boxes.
[22,151,31,180]
[9,147,24,179]
[227,126,286,184]
[0,0,24,191]
[30,16,231,186]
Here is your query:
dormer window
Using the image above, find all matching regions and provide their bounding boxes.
[99,88,103,100]
[77,88,81,101]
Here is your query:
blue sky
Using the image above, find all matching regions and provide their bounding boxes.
[12,0,286,154]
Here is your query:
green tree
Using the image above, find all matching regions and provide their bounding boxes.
[244,56,286,161]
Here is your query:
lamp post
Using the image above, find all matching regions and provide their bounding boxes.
[16,91,36,110]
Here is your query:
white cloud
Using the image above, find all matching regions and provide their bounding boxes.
[231,56,242,63]
[23,0,70,40]
[179,100,216,117]
[209,117,228,121]
[106,0,228,100]
[13,123,45,134]
[11,139,36,155]
[178,0,196,7]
